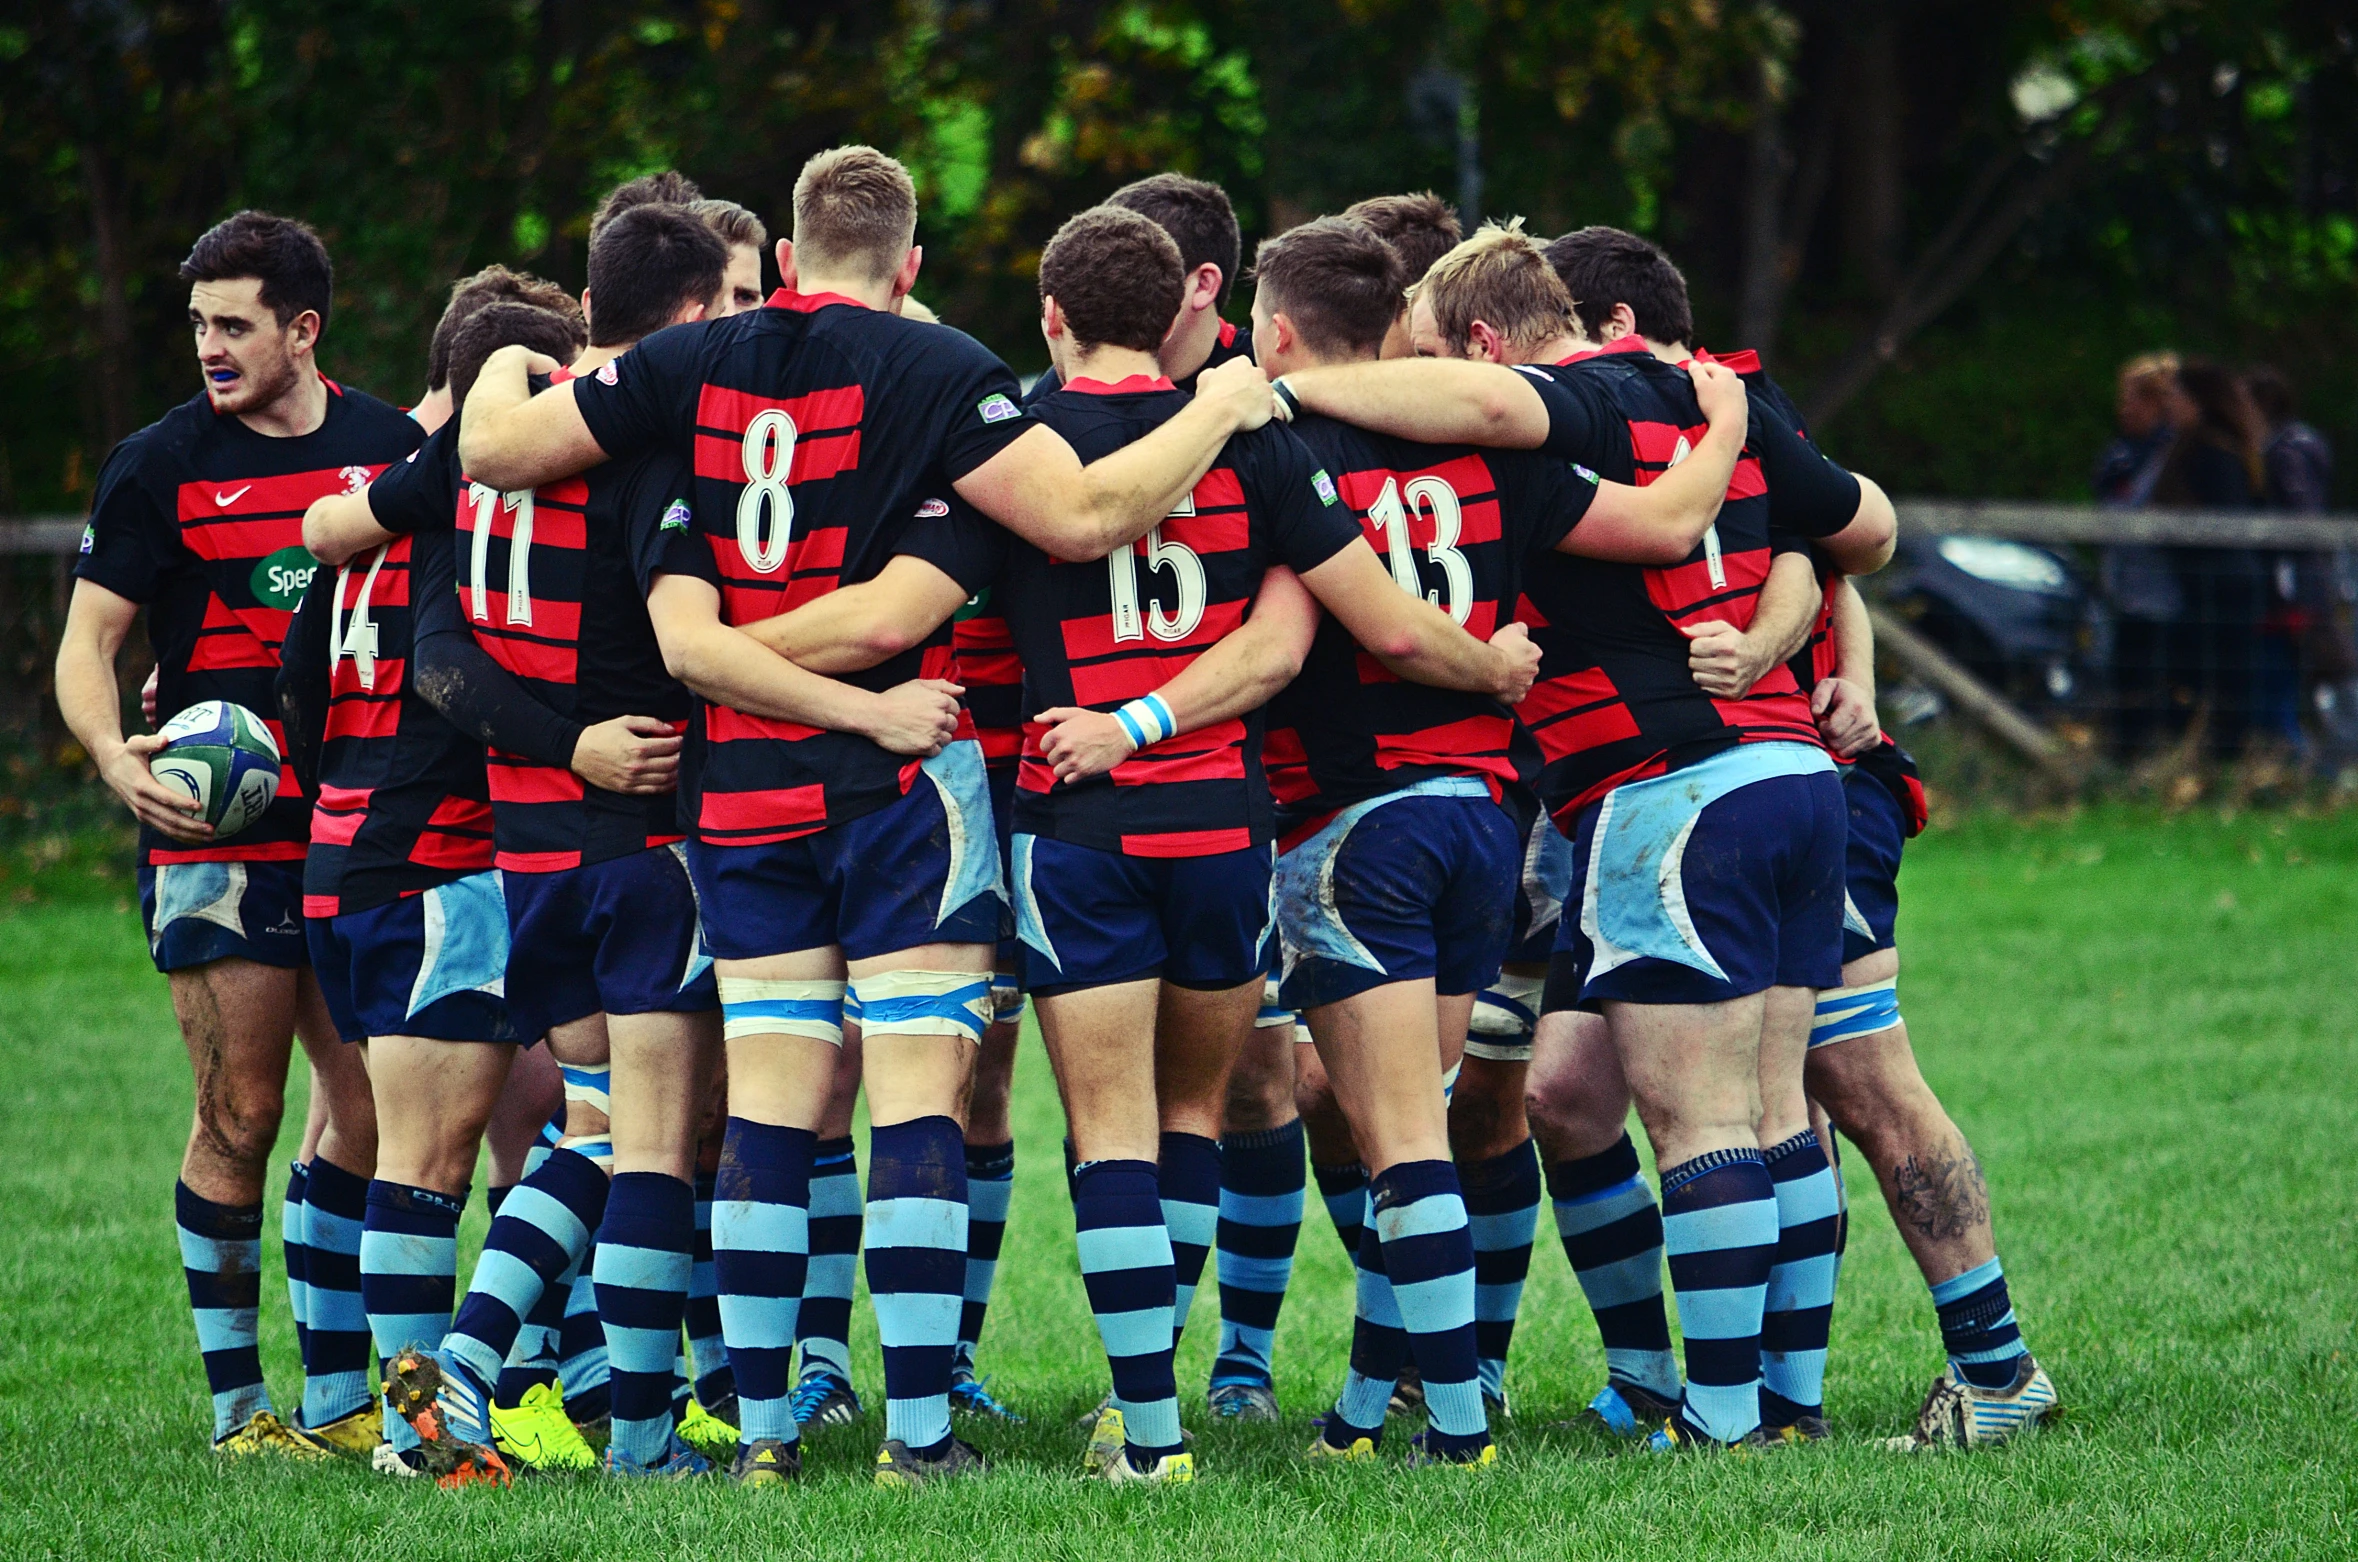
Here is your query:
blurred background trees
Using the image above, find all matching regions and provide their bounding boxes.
[1,0,2353,514]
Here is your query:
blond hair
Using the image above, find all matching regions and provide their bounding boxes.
[792,146,918,283]
[1419,220,1577,356]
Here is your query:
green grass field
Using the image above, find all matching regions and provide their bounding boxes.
[3,807,2354,1559]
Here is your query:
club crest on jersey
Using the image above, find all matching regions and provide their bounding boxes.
[250,545,318,609]
[659,499,692,532]
[977,393,1020,424]
[914,497,950,518]
[339,465,371,493]
[1311,469,1339,506]
[79,524,94,554]
[597,360,620,385]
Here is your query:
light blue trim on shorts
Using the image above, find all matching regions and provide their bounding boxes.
[667,842,715,991]
[1008,834,1057,974]
[921,739,1003,926]
[1276,776,1495,983]
[408,870,511,1019]
[150,861,248,954]
[1579,741,1834,986]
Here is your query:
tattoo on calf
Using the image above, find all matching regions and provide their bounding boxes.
[1892,1151,1988,1240]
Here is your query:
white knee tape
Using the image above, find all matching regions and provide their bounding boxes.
[565,1133,614,1167]
[989,973,1028,1022]
[560,1063,611,1115]
[717,975,847,1045]
[1441,1059,1463,1099]
[848,969,993,1043]
[1811,976,1901,1049]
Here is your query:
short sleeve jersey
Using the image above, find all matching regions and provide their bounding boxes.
[1024,318,1253,407]
[1266,415,1594,843]
[951,573,1024,771]
[282,433,493,916]
[74,383,423,866]
[1003,376,1359,857]
[1509,338,1856,822]
[378,386,696,874]
[571,290,1028,845]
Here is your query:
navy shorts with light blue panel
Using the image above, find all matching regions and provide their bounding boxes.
[307,868,518,1044]
[1012,836,1273,997]
[987,760,1023,969]
[1274,778,1520,1012]
[1508,803,1575,964]
[686,740,1003,963]
[503,843,717,1041]
[1839,763,1905,965]
[138,858,309,973]
[1544,742,1846,1011]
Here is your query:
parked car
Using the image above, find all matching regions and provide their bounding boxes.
[1875,531,2113,714]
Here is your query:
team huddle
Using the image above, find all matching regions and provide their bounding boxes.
[56,144,2060,1488]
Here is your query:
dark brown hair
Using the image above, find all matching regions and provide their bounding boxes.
[1039,207,1185,355]
[180,211,334,331]
[2171,358,2267,492]
[446,302,588,410]
[586,204,730,347]
[1543,225,1695,346]
[691,197,769,252]
[1110,173,1242,307]
[792,146,918,283]
[426,265,581,391]
[1343,192,1462,286]
[1249,218,1406,361]
[590,170,704,239]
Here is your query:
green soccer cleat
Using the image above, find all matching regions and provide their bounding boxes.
[490,1382,597,1472]
[1082,1405,1126,1474]
[676,1397,739,1460]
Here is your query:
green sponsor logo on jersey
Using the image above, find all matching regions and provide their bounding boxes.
[660,499,692,531]
[250,546,319,609]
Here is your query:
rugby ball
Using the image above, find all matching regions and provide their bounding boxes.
[153,700,282,838]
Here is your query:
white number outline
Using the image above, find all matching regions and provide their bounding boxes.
[1108,495,1208,644]
[466,483,537,627]
[1366,474,1473,625]
[331,543,389,691]
[736,408,796,574]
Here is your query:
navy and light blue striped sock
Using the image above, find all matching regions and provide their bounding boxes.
[594,1171,695,1467]
[1212,1120,1306,1389]
[282,1163,310,1384]
[1549,1135,1680,1400]
[955,1140,1014,1376]
[796,1136,860,1388]
[687,1170,733,1406]
[298,1157,372,1428]
[1659,1148,1778,1444]
[1462,1137,1541,1405]
[445,1146,605,1397]
[1159,1131,1220,1346]
[1373,1159,1488,1457]
[1760,1130,1842,1426]
[1072,1159,1183,1462]
[1325,1196,1406,1447]
[361,1180,465,1455]
[558,1252,610,1422]
[1313,1160,1369,1262]
[1933,1256,2029,1389]
[495,1250,571,1408]
[865,1116,968,1455]
[713,1116,813,1447]
[176,1183,273,1440]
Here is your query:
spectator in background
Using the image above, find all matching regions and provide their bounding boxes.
[2096,352,2181,505]
[2151,359,2268,760]
[2247,365,2354,772]
[2099,353,2185,758]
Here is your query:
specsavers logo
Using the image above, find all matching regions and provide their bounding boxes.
[250,545,318,609]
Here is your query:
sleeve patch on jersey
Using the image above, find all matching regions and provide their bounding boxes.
[660,499,692,532]
[1311,469,1339,506]
[79,524,94,554]
[1572,463,1600,485]
[597,360,620,385]
[915,497,951,518]
[977,393,1021,424]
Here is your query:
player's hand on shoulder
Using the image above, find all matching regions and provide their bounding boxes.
[865,677,963,756]
[483,343,564,380]
[1197,356,1277,433]
[1488,621,1542,704]
[1689,360,1749,435]
[572,715,682,794]
[1681,617,1764,698]
[1033,706,1136,784]
[1811,675,1881,758]
[104,733,213,843]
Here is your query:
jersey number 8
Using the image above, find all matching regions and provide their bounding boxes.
[1108,496,1206,643]
[737,409,796,574]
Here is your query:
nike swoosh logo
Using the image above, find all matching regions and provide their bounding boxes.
[215,486,252,507]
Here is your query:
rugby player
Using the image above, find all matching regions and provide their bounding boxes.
[410,267,585,435]
[56,212,416,1458]
[1251,217,1751,1465]
[454,145,1282,1486]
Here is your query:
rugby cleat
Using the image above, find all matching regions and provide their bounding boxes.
[1098,1446,1195,1485]
[788,1373,862,1431]
[212,1411,333,1461]
[1388,1365,1426,1417]
[371,1442,427,1479]
[1644,1411,1779,1455]
[729,1437,802,1487]
[384,1344,494,1451]
[1081,1405,1126,1474]
[490,1382,597,1472]
[949,1372,1024,1423]
[604,1431,712,1478]
[1771,1413,1832,1446]
[1207,1381,1280,1422]
[873,1435,987,1487]
[1881,1357,2060,1452]
[1585,1379,1683,1438]
[1302,1422,1378,1463]
[299,1402,383,1456]
[1406,1429,1498,1468]
[676,1397,739,1460]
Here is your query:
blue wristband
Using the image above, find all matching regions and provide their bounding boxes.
[1114,694,1175,751]
[1112,705,1150,750]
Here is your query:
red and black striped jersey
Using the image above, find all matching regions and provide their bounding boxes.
[279,525,493,916]
[1024,318,1253,406]
[1787,551,1844,697]
[1508,339,1859,822]
[375,409,695,874]
[1267,414,1595,844]
[952,580,1024,770]
[1001,377,1359,857]
[74,383,422,866]
[573,290,1023,846]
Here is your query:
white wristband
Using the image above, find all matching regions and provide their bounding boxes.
[1114,693,1176,751]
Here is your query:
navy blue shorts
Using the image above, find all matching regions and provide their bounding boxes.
[138,858,308,973]
[1011,835,1272,997]
[1507,807,1574,966]
[307,870,519,1045]
[686,744,1002,964]
[1274,780,1519,1011]
[1840,765,1906,966]
[1544,743,1846,1012]
[504,845,718,1040]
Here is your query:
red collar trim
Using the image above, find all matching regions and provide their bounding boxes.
[1592,335,1656,359]
[549,365,577,385]
[1216,318,1238,348]
[1062,373,1176,396]
[1551,345,1608,366]
[765,288,869,314]
[1691,345,1761,375]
